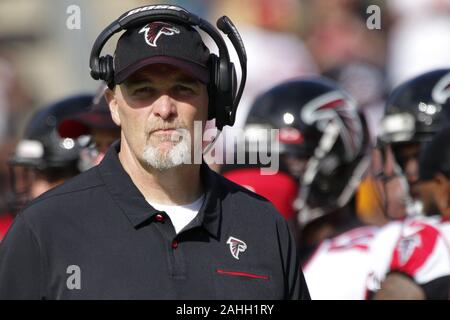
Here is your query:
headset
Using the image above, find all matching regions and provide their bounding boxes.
[89,4,247,131]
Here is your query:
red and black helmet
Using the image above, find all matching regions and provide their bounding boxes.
[7,94,93,213]
[244,77,370,223]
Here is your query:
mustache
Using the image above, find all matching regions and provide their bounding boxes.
[146,121,191,144]
[147,121,188,134]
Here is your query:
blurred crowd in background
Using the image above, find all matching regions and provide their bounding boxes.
[0,0,450,299]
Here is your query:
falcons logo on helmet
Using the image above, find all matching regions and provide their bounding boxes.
[139,22,180,47]
[301,91,362,161]
[226,236,247,260]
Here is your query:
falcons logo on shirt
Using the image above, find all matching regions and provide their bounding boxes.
[398,234,422,265]
[227,237,247,260]
[138,22,180,47]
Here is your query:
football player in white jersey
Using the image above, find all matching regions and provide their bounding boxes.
[243,77,377,299]
[367,69,450,299]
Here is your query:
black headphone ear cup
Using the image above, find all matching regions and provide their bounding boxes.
[99,55,114,85]
[217,60,234,128]
[208,54,235,131]
[227,63,238,126]
[98,57,107,80]
[230,63,237,99]
[90,58,101,80]
[207,54,219,121]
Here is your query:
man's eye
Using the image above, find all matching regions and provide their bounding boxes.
[133,87,155,95]
[174,85,195,94]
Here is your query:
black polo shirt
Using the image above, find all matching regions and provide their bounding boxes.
[0,141,310,300]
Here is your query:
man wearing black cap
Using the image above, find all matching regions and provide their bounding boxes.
[0,9,309,300]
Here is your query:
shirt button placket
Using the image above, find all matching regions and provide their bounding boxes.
[155,213,165,222]
[170,238,185,280]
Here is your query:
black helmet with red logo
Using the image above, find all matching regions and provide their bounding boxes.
[244,77,370,223]
[9,94,93,170]
[7,94,93,212]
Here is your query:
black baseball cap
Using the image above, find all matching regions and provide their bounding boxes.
[114,21,210,84]
[419,126,450,181]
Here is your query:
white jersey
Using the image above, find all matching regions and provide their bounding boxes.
[303,226,379,300]
[366,216,450,299]
[439,218,450,244]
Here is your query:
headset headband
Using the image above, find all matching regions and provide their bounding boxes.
[89,4,247,128]
[91,6,229,76]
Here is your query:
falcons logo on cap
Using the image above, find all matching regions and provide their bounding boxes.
[226,236,247,260]
[139,22,180,47]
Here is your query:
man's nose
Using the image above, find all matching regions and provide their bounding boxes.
[152,94,176,120]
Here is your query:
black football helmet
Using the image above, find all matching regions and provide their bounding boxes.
[377,69,450,216]
[244,77,370,224]
[8,94,93,212]
[379,69,450,145]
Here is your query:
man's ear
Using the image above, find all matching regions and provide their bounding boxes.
[105,88,121,127]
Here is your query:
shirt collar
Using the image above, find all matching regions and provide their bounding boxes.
[97,140,221,238]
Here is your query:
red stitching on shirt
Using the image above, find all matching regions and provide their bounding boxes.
[216,269,269,280]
